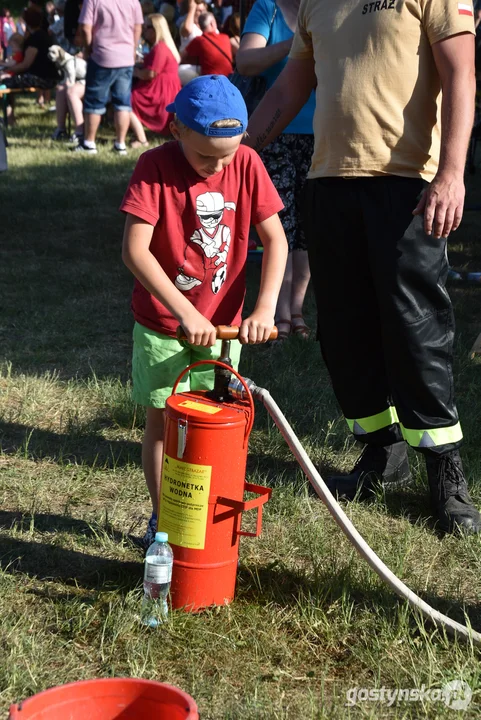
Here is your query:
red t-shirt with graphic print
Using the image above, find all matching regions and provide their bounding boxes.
[120,141,283,337]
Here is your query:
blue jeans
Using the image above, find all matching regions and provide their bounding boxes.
[83,59,133,114]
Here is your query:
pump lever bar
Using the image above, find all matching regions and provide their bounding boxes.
[176,325,278,341]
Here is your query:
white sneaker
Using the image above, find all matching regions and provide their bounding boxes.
[72,142,97,154]
[113,143,127,156]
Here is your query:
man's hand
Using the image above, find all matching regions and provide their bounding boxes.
[419,33,475,240]
[239,311,275,344]
[412,173,465,239]
[180,310,217,347]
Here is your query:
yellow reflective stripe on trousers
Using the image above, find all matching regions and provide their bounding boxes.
[400,422,463,448]
[346,406,399,435]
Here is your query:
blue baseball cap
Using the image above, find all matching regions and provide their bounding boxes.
[166,75,248,137]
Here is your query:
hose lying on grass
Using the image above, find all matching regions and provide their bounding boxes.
[240,379,481,648]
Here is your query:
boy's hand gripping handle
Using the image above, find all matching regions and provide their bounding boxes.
[176,325,278,341]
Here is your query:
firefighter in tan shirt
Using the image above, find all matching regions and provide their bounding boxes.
[246,0,480,534]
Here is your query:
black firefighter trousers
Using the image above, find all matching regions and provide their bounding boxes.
[304,176,462,455]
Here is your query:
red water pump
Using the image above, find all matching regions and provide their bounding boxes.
[157,325,276,612]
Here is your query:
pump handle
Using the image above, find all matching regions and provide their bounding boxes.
[176,325,278,341]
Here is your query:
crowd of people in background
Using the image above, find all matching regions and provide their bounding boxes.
[0,0,314,337]
[0,0,247,151]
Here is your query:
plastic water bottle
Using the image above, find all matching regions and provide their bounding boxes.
[141,531,173,627]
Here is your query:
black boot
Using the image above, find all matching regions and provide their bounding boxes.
[325,441,412,500]
[426,450,481,534]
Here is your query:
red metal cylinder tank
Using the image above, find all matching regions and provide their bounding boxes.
[157,362,270,611]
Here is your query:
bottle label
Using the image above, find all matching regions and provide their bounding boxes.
[145,561,172,584]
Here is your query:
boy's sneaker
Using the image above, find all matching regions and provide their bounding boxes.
[51,128,68,141]
[72,141,97,154]
[113,142,127,155]
[141,513,158,549]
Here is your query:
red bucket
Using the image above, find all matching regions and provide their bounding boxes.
[8,678,199,720]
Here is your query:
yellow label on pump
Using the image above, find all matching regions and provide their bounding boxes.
[158,454,212,549]
[178,400,222,415]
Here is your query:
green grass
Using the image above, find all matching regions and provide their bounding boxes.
[1,97,481,719]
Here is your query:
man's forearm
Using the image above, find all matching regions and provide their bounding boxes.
[244,59,315,152]
[414,35,476,237]
[437,69,475,178]
[245,84,301,152]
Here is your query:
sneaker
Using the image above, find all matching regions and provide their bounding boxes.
[141,513,158,549]
[113,143,127,155]
[72,142,97,154]
[325,441,412,501]
[426,450,481,534]
[51,128,68,141]
[69,132,83,146]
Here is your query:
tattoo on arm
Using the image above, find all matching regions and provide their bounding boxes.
[253,108,281,152]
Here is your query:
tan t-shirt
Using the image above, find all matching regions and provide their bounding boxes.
[290,0,475,180]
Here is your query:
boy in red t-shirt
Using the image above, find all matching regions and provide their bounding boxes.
[120,75,287,547]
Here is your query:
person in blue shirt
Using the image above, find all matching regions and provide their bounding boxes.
[236,0,315,342]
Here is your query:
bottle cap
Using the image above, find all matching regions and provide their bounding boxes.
[155,531,168,543]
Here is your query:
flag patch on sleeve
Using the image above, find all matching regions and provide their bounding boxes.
[458,3,473,15]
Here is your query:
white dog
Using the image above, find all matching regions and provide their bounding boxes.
[48,45,87,86]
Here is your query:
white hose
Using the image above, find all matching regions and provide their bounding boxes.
[254,385,481,648]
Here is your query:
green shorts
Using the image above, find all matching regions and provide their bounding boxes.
[132,322,242,408]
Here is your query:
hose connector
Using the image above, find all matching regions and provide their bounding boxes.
[228,376,258,400]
